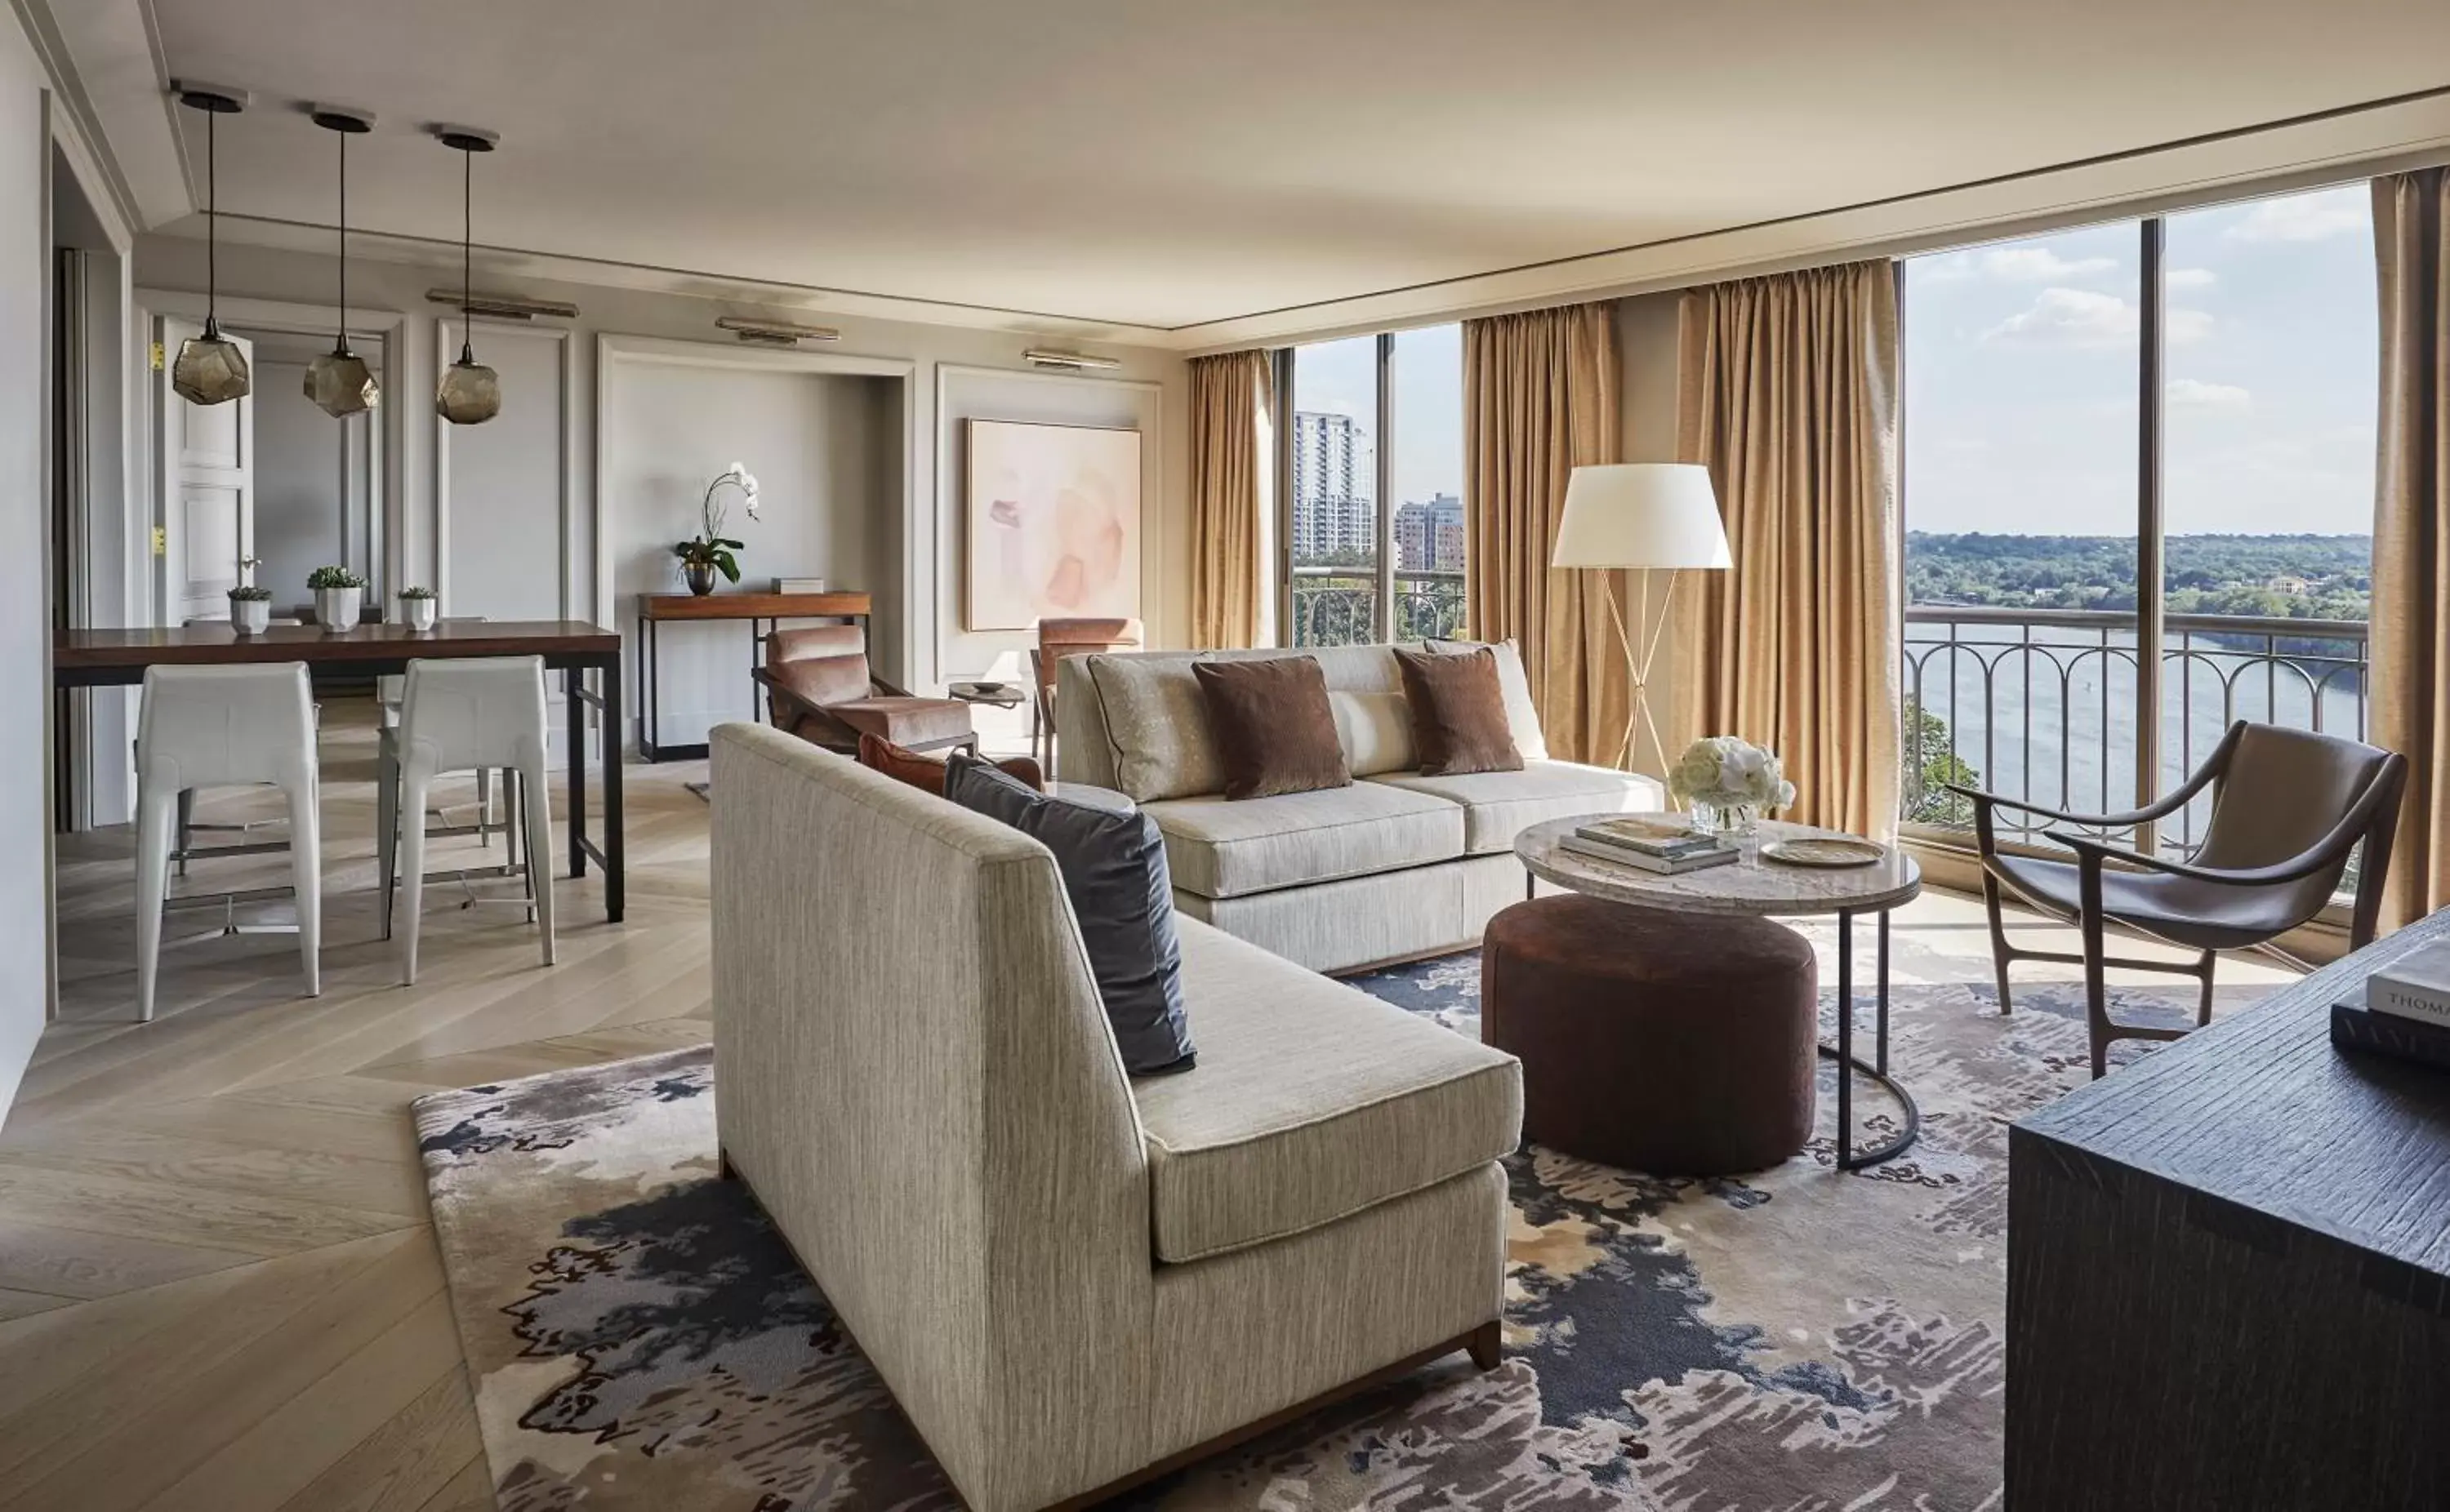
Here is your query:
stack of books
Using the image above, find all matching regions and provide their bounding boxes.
[1558,816,1739,875]
[2331,936,2450,1074]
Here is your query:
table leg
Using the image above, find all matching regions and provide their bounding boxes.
[642,613,660,763]
[1816,904,1921,1173]
[1837,908,1855,1167]
[566,665,588,879]
[1878,909,1892,1078]
[604,658,626,923]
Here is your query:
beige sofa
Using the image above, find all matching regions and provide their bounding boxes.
[1056,641,1665,972]
[708,722,1522,1512]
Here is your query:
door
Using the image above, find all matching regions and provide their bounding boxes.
[158,317,256,622]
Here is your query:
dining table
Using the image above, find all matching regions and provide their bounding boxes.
[52,620,629,922]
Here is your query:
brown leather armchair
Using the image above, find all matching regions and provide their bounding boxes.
[755,625,977,757]
[1952,720,2406,1078]
[1030,616,1143,769]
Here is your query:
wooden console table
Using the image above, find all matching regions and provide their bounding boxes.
[2007,907,2450,1510]
[636,590,871,762]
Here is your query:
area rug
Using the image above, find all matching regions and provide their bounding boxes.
[412,963,2235,1510]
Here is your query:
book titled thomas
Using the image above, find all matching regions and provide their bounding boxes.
[1575,816,1719,856]
[1560,834,1739,874]
[2366,938,2450,1027]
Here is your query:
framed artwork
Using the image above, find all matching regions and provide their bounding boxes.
[964,418,1143,631]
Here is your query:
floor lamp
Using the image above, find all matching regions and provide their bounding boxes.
[1552,465,1731,774]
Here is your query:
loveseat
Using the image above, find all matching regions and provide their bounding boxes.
[1055,640,1665,972]
[708,722,1522,1512]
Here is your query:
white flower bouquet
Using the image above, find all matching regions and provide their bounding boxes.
[1668,736,1796,834]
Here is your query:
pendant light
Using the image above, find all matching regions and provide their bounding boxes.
[305,106,380,417]
[433,126,501,425]
[170,85,252,407]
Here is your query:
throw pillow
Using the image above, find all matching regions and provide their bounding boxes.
[1191,656,1353,800]
[1426,637,1548,761]
[943,754,1195,1077]
[856,732,1042,797]
[1394,645,1525,776]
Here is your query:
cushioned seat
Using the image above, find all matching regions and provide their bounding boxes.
[826,695,975,748]
[1131,918,1521,1263]
[1366,759,1663,853]
[1988,852,2317,952]
[1140,783,1464,900]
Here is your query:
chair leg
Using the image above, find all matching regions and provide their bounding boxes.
[376,735,398,941]
[2080,903,2111,1081]
[134,784,177,1023]
[2195,950,2217,1027]
[521,754,557,967]
[399,770,432,986]
[176,788,194,878]
[286,775,322,998]
[1980,871,2015,1015]
[477,767,493,848]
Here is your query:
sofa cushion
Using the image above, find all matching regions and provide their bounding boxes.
[1394,644,1524,776]
[1142,783,1465,899]
[1082,655,1224,803]
[1327,689,1417,776]
[827,696,974,749]
[1366,759,1662,854]
[1426,638,1548,762]
[1193,656,1352,800]
[1132,918,1521,1262]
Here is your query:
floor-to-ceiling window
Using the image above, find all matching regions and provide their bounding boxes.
[1281,326,1463,647]
[1900,184,2376,856]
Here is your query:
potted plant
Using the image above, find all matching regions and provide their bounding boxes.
[307,566,367,629]
[672,462,760,595]
[399,585,439,632]
[1668,736,1798,837]
[228,584,274,634]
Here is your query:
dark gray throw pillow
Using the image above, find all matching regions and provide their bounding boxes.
[943,754,1196,1076]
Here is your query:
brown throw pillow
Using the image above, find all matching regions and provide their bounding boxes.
[1191,656,1352,800]
[1393,645,1524,776]
[856,733,1043,797]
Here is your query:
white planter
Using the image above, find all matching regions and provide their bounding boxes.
[403,597,439,632]
[314,585,363,629]
[230,598,271,634]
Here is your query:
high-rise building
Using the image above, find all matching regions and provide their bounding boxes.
[1394,492,1465,573]
[1291,411,1375,560]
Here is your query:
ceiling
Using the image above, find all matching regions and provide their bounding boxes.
[104,0,2450,331]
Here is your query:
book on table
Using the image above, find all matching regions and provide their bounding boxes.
[1574,816,1717,856]
[2367,938,2450,1026]
[1560,834,1739,874]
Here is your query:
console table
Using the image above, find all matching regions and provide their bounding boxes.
[2007,907,2450,1510]
[636,590,871,762]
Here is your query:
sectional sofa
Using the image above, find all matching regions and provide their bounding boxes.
[1055,640,1665,972]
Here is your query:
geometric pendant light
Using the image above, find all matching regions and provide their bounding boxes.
[433,125,502,425]
[305,105,381,417]
[170,84,253,407]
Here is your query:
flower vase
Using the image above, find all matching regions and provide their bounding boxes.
[230,598,270,634]
[313,585,363,629]
[1687,799,1761,838]
[683,562,717,596]
[403,598,438,632]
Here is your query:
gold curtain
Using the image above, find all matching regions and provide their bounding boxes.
[1187,349,1274,650]
[1463,301,1627,764]
[1673,260,1903,839]
[2373,169,2450,932]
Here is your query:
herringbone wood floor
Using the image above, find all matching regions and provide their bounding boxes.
[0,708,2297,1511]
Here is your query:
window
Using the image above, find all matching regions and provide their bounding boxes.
[1900,185,2376,857]
[1281,326,1464,647]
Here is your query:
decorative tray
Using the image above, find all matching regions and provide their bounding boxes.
[1759,837,1886,869]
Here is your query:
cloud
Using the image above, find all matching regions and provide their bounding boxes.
[1982,288,2137,348]
[2167,307,2214,345]
[2165,267,2217,290]
[1980,247,2118,281]
[2224,190,2367,244]
[2166,378,2252,412]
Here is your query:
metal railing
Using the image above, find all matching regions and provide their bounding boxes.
[1290,567,1467,646]
[1901,605,2369,859]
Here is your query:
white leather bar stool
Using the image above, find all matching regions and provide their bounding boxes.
[134,663,322,1021]
[391,656,556,985]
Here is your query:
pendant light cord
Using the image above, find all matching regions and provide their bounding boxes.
[205,108,218,328]
[336,127,349,347]
[460,146,475,363]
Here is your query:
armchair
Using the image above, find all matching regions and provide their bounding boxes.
[754,625,977,758]
[1951,720,2406,1078]
[1031,616,1143,769]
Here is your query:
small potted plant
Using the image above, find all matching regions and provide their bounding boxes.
[399,585,439,632]
[672,461,760,595]
[228,584,274,634]
[1668,736,1797,837]
[307,566,367,629]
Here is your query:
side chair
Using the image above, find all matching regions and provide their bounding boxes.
[755,624,978,758]
[1950,720,2406,1078]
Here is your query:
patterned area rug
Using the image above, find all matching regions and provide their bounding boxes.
[412,959,2234,1510]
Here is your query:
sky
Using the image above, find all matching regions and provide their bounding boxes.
[1904,183,2377,539]
[1290,323,1462,509]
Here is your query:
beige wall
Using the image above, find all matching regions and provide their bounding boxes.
[1613,289,1686,781]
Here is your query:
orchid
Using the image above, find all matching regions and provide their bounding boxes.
[675,463,763,582]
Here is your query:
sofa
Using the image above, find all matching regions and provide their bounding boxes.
[708,722,1523,1512]
[1055,640,1666,972]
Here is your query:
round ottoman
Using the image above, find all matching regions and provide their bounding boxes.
[1481,893,1818,1176]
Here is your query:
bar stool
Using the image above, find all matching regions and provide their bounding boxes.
[133,663,322,1021]
[388,656,556,985]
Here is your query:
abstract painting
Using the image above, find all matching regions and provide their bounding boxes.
[964,419,1143,630]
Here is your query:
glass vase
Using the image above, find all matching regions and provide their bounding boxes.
[1687,798,1762,838]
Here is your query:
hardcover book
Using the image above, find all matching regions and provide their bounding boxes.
[1560,835,1739,874]
[2366,938,2450,1026]
[1575,816,1716,856]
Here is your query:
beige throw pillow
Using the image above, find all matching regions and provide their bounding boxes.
[1083,654,1226,802]
[1329,690,1418,776]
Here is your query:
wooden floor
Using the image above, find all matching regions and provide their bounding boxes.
[0,710,2298,1511]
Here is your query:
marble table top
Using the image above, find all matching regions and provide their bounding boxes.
[1516,813,1922,918]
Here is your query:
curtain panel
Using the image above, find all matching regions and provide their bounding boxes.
[1462,301,1628,765]
[1187,349,1274,650]
[2373,169,2450,932]
[1673,260,1904,839]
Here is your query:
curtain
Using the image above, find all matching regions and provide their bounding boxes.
[1463,301,1627,764]
[2373,169,2450,932]
[1673,260,1903,839]
[1187,349,1274,650]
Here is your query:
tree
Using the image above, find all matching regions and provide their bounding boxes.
[1901,698,1980,827]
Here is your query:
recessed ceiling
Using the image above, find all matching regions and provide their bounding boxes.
[140,0,2450,331]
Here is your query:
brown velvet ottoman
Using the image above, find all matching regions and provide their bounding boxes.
[1481,893,1818,1176]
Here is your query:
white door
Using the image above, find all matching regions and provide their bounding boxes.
[158,317,256,622]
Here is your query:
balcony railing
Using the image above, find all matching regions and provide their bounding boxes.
[1290,567,1467,646]
[1901,604,2369,860]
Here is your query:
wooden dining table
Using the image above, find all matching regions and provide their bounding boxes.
[52,620,629,922]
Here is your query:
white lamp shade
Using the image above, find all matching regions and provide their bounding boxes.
[1552,464,1730,570]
